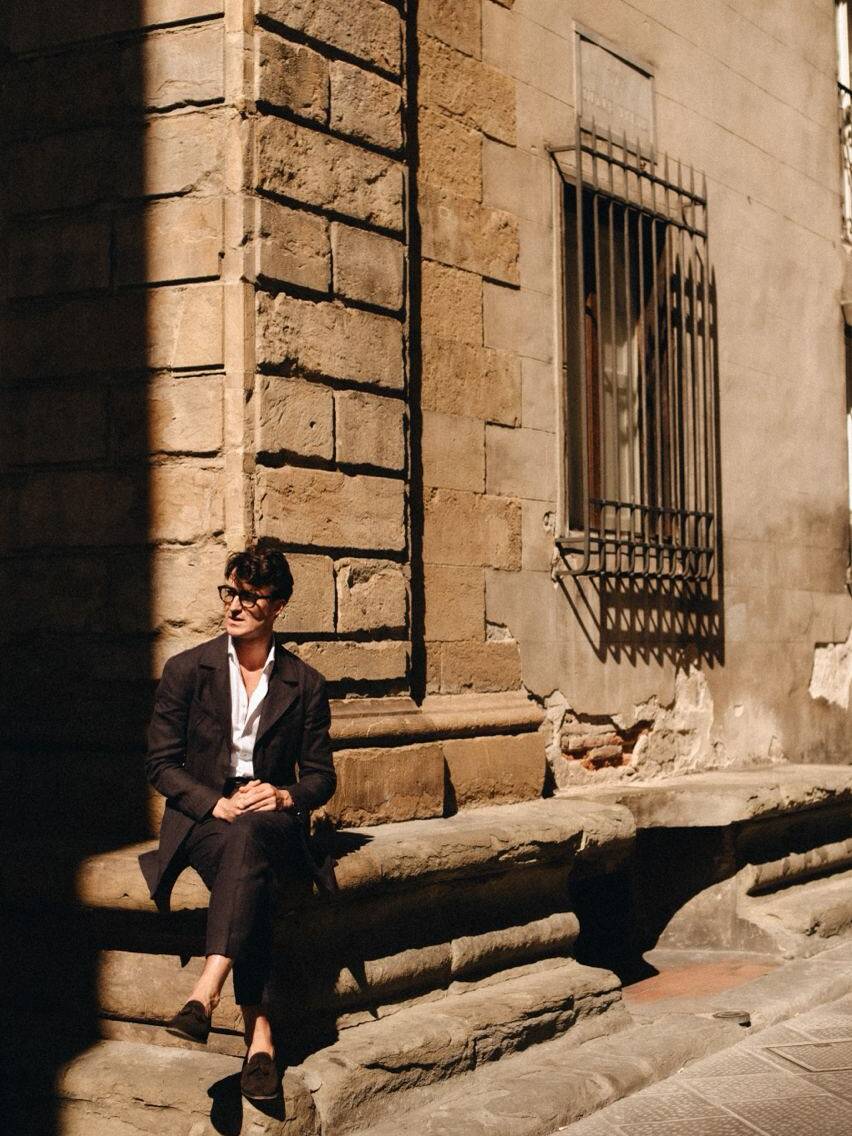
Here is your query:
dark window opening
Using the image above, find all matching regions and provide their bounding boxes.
[554,122,717,584]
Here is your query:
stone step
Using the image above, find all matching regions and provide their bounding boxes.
[97,909,582,1043]
[57,1039,314,1136]
[293,958,624,1134]
[58,943,852,1136]
[345,940,852,1136]
[741,865,852,956]
[57,957,626,1136]
[77,798,635,919]
[74,798,634,1034]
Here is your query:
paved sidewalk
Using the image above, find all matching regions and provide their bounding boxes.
[559,991,852,1135]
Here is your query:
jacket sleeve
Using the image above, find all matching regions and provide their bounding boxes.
[287,674,336,813]
[145,656,221,821]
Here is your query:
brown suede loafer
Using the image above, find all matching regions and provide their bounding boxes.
[165,1000,211,1044]
[240,1052,280,1101]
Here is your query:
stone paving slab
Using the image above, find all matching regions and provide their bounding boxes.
[559,990,852,1135]
[351,941,852,1136]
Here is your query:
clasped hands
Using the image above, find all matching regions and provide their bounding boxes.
[212,780,295,823]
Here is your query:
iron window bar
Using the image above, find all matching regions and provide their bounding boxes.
[838,81,852,244]
[549,118,717,584]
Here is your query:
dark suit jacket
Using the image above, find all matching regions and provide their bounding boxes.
[138,633,337,911]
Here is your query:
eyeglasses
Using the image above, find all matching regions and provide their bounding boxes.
[218,585,276,609]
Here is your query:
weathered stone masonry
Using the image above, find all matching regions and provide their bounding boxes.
[0,0,547,828]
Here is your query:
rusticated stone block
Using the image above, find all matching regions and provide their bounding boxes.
[8,216,110,298]
[326,744,445,826]
[336,558,408,632]
[8,127,115,214]
[8,1,224,52]
[422,260,482,346]
[424,563,484,642]
[150,544,225,636]
[256,293,403,389]
[147,285,224,369]
[438,639,522,693]
[256,30,328,122]
[0,384,108,466]
[135,22,224,110]
[134,110,225,200]
[2,285,223,378]
[11,22,224,129]
[334,390,405,471]
[420,35,515,143]
[331,224,404,310]
[422,335,520,426]
[115,197,223,286]
[145,373,223,454]
[287,640,409,682]
[281,553,335,634]
[255,116,404,231]
[9,109,224,212]
[258,0,401,74]
[329,60,402,150]
[7,471,146,549]
[256,198,330,291]
[256,376,334,459]
[149,464,225,543]
[423,411,484,491]
[424,488,521,569]
[443,733,545,808]
[256,466,405,551]
[420,107,482,200]
[420,185,519,284]
[419,0,482,58]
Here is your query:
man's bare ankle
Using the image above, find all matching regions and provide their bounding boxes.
[190,990,220,1015]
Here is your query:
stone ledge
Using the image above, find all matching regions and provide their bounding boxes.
[77,797,635,913]
[59,960,625,1136]
[557,765,852,829]
[329,690,544,745]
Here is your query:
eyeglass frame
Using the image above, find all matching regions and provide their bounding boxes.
[217,584,280,610]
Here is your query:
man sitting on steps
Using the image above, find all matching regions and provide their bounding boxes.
[139,536,337,1102]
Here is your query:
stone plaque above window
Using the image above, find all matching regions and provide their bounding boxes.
[576,28,655,152]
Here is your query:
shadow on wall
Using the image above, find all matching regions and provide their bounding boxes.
[555,273,725,669]
[1,5,155,1131]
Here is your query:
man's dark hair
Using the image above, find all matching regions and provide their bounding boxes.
[225,536,294,603]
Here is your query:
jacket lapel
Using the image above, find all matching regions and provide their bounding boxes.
[197,633,232,738]
[256,641,300,744]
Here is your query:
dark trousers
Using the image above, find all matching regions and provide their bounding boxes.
[182,809,300,1006]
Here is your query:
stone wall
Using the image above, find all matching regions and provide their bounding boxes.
[416,0,526,698]
[468,0,852,777]
[4,0,849,828]
[1,1,231,757]
[251,0,411,692]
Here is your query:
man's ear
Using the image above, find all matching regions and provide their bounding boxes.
[273,599,286,619]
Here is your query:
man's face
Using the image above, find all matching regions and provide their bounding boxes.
[221,573,284,642]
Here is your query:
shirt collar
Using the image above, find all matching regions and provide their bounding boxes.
[227,636,277,673]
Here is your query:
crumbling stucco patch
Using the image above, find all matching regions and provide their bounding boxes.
[543,667,787,789]
[809,626,852,709]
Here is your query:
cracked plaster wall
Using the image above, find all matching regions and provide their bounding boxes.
[480,0,852,779]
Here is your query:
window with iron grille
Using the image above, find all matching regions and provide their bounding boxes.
[551,120,717,584]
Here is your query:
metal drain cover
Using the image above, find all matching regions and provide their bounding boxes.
[767,1040,852,1071]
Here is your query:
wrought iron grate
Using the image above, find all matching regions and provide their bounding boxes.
[551,119,717,584]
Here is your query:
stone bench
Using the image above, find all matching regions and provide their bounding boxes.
[78,797,635,1045]
[559,765,852,959]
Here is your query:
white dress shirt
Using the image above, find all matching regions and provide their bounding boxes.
[227,636,276,778]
